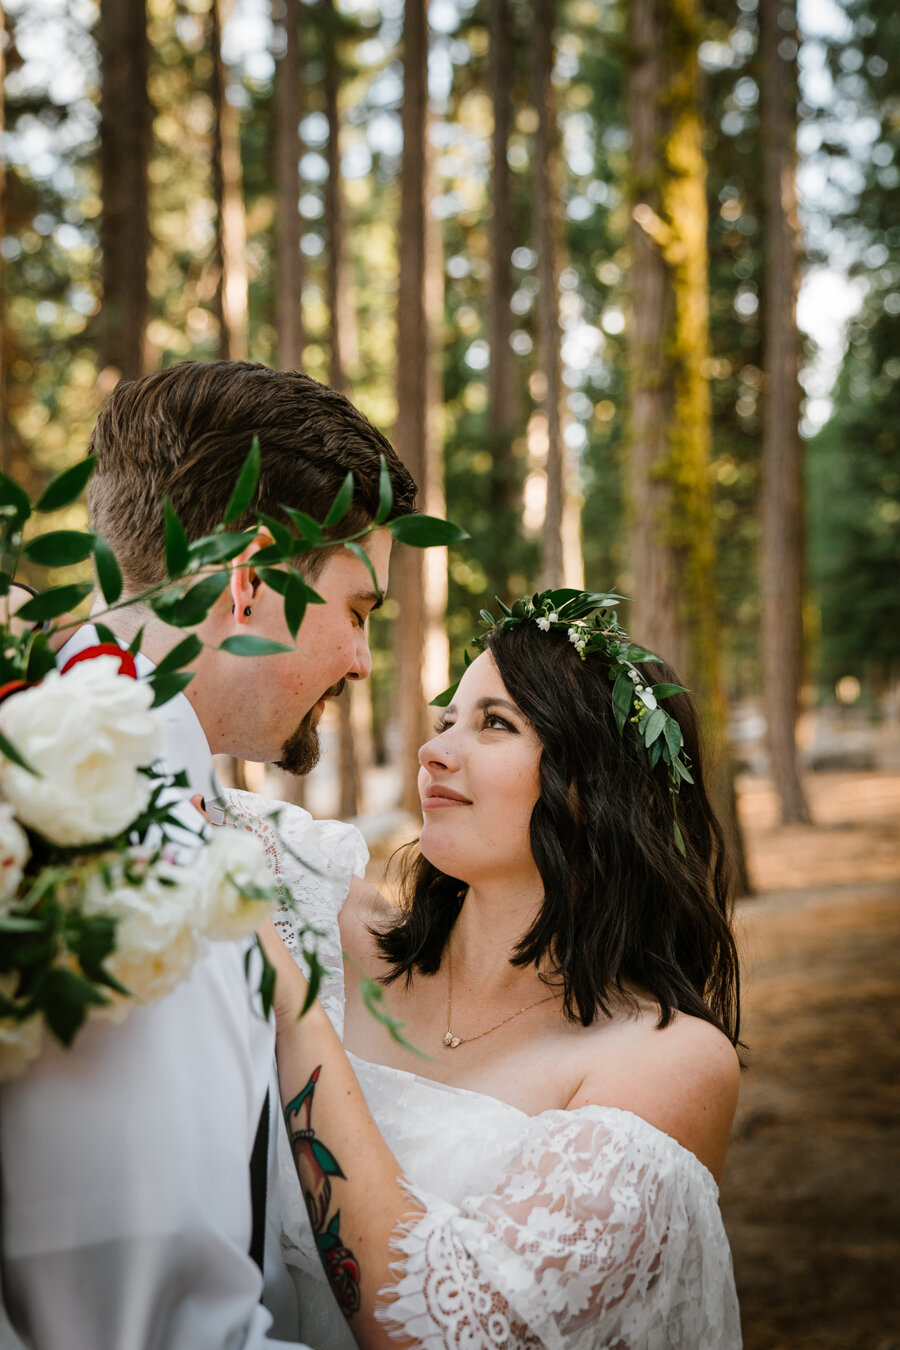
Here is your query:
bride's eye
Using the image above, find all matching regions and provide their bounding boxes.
[484,711,515,732]
[433,716,454,734]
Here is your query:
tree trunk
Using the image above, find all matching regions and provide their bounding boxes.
[759,0,811,824]
[486,0,518,598]
[533,0,582,590]
[274,0,304,371]
[210,0,249,360]
[98,0,150,382]
[322,0,367,820]
[626,0,750,893]
[394,0,445,817]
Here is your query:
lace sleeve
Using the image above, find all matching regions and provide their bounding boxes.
[377,1107,741,1350]
[223,788,367,1038]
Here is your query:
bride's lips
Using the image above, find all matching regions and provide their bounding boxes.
[422,784,472,810]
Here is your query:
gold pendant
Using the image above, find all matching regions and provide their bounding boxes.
[443,1031,462,1048]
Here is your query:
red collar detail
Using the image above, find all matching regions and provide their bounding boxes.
[60,644,138,680]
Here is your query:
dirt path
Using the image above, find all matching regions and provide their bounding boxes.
[722,771,900,1348]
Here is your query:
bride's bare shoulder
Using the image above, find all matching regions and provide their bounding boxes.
[339,875,397,966]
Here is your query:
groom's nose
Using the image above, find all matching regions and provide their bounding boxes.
[345,631,372,681]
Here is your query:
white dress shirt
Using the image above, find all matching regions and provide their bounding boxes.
[0,629,307,1350]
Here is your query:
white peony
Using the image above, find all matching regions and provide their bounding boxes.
[0,802,30,906]
[82,852,199,1003]
[0,659,163,847]
[196,826,279,940]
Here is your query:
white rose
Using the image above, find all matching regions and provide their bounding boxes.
[82,853,198,1003]
[0,659,163,847]
[0,802,30,906]
[197,827,279,941]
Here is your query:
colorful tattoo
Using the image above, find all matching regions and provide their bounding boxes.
[283,1065,362,1318]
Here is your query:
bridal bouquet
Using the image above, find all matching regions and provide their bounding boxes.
[0,447,464,1082]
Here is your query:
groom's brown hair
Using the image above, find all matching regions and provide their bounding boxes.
[87,360,417,593]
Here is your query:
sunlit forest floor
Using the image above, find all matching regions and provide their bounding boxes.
[723,764,900,1349]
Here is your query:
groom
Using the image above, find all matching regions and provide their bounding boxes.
[0,361,417,1350]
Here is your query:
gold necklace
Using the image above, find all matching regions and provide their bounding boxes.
[442,944,559,1049]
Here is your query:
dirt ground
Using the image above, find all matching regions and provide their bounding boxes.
[723,769,900,1349]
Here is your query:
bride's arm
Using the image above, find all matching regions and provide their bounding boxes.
[261,920,421,1350]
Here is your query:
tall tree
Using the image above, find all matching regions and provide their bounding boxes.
[210,0,249,360]
[274,0,304,371]
[393,0,447,815]
[97,0,151,381]
[626,0,749,891]
[486,0,518,598]
[758,0,810,823]
[322,0,368,819]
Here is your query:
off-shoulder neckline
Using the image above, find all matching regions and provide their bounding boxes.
[346,1049,720,1192]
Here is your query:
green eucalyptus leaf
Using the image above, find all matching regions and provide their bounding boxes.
[126,626,145,654]
[479,608,494,625]
[672,757,694,785]
[387,515,469,547]
[345,541,380,598]
[673,820,686,857]
[652,682,689,700]
[219,635,295,657]
[154,633,203,676]
[16,583,93,624]
[224,437,261,524]
[429,682,458,708]
[149,671,196,707]
[33,458,94,513]
[642,708,667,746]
[612,670,635,714]
[0,727,38,775]
[92,534,123,605]
[323,471,354,528]
[0,473,32,527]
[664,719,684,758]
[42,966,108,1047]
[284,571,311,639]
[374,455,393,524]
[256,937,276,1020]
[24,631,57,684]
[256,512,296,555]
[22,530,95,567]
[300,947,324,1017]
[257,566,290,597]
[281,506,323,545]
[151,572,229,627]
[187,530,256,568]
[648,737,664,769]
[163,498,189,578]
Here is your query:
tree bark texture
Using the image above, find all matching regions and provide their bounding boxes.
[626,0,750,892]
[210,0,249,360]
[274,0,304,371]
[533,0,582,590]
[394,0,447,816]
[486,0,519,595]
[98,0,150,381]
[759,0,811,824]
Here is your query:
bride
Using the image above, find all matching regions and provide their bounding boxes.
[261,591,743,1349]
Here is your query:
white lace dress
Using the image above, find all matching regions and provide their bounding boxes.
[233,793,742,1350]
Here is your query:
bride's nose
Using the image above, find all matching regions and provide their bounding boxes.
[418,731,459,771]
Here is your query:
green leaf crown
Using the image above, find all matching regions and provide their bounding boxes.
[432,588,694,854]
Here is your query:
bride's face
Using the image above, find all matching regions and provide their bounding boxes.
[417,651,542,886]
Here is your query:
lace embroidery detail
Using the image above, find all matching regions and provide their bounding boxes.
[376,1107,741,1350]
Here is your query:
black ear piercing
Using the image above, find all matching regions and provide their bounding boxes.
[230,605,253,616]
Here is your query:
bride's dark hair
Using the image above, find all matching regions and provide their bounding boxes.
[375,620,741,1046]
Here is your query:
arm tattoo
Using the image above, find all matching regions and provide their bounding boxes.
[284,1065,362,1319]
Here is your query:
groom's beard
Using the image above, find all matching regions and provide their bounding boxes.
[275,679,345,777]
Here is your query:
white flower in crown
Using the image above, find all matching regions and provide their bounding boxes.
[536,616,551,631]
[0,658,162,848]
[637,686,658,711]
[567,626,588,652]
[196,826,280,941]
[0,803,30,907]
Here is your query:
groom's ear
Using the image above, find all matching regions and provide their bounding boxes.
[228,529,273,623]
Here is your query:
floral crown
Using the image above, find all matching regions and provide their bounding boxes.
[432,588,694,854]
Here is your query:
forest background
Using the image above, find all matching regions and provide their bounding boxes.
[2,0,900,1341]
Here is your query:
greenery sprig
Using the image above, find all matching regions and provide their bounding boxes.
[432,588,694,854]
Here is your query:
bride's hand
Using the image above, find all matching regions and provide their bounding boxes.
[258,917,311,1030]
